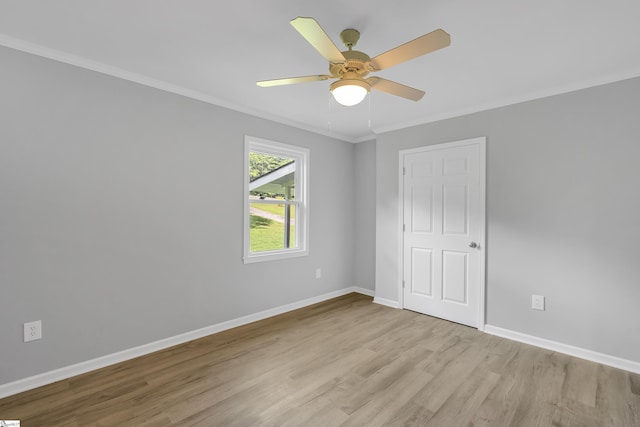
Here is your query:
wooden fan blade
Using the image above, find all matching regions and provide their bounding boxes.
[369,29,450,71]
[368,77,425,101]
[290,17,346,64]
[257,75,330,87]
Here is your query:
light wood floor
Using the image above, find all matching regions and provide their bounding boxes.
[1,293,639,426]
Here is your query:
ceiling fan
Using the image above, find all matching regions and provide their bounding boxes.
[257,17,451,106]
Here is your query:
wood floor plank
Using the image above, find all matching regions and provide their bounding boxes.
[595,365,640,427]
[426,368,501,426]
[561,356,599,408]
[631,373,640,396]
[1,292,638,426]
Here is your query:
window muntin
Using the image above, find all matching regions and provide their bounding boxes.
[243,136,308,263]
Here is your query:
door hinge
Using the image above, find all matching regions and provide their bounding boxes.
[403,167,406,176]
[402,280,405,288]
[403,224,406,232]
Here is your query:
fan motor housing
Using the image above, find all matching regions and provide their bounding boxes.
[330,50,372,78]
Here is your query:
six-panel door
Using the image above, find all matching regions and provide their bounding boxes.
[402,141,483,327]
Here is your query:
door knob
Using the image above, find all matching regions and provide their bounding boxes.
[469,242,478,248]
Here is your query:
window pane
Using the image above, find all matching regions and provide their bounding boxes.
[250,203,296,252]
[249,152,296,200]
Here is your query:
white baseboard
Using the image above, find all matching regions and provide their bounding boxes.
[373,296,400,308]
[353,286,375,297]
[0,286,372,399]
[484,324,640,374]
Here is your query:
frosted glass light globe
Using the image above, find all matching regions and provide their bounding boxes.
[330,79,370,106]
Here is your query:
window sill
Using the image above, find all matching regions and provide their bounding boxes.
[243,248,309,264]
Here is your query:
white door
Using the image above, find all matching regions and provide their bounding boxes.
[401,138,485,328]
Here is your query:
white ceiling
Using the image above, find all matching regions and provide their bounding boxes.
[2,1,640,142]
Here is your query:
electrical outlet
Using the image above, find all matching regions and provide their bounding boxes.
[24,320,42,342]
[532,295,545,311]
[315,268,322,279]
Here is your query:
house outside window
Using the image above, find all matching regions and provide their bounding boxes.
[243,136,309,263]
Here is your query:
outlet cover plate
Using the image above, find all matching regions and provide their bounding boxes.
[532,295,545,311]
[24,320,42,342]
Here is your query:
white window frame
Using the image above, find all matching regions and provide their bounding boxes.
[243,135,309,264]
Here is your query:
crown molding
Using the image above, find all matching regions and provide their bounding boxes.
[373,68,640,136]
[0,34,358,143]
[4,33,639,144]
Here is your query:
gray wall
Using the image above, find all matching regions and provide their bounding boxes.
[3,38,638,387]
[353,139,376,291]
[0,46,356,384]
[375,76,640,363]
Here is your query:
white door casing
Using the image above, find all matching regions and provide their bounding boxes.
[399,137,486,329]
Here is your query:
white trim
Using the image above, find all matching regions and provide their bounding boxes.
[352,134,379,144]
[0,34,357,144]
[5,34,639,145]
[0,286,373,399]
[243,136,309,264]
[477,139,487,332]
[372,68,640,137]
[242,248,309,264]
[484,325,640,374]
[353,287,375,297]
[397,137,487,330]
[397,151,405,311]
[373,296,400,309]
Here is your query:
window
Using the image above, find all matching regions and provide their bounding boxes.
[243,136,309,263]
